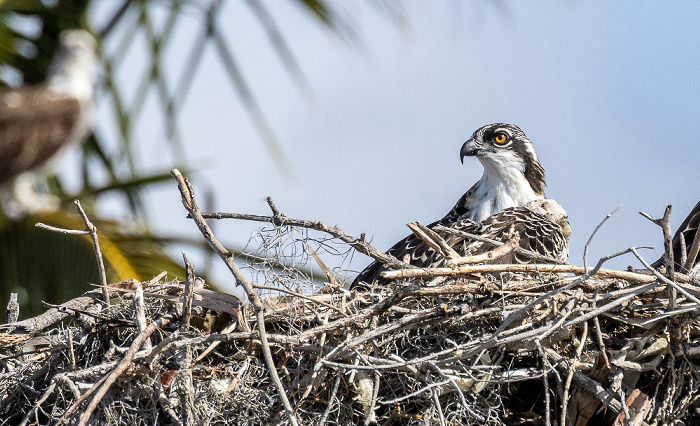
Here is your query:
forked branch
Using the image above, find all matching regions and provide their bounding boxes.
[171,169,299,426]
[36,200,109,303]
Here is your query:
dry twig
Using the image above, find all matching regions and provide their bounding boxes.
[36,200,109,303]
[171,169,299,426]
[4,184,699,425]
[640,205,675,308]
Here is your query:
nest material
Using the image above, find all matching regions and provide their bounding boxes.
[2,175,700,425]
[1,250,700,425]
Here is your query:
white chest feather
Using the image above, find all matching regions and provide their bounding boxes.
[468,151,542,222]
[49,59,96,103]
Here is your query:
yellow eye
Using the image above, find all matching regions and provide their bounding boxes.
[494,133,508,144]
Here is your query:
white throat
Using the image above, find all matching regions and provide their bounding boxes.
[49,54,96,103]
[468,151,542,222]
[48,32,97,104]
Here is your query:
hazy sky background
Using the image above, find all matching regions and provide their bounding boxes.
[75,1,700,291]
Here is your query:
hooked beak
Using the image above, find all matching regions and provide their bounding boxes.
[460,138,479,164]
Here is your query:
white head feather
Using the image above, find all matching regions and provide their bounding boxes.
[48,29,97,103]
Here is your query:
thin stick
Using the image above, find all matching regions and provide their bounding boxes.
[171,169,299,426]
[561,321,588,426]
[630,248,700,306]
[194,210,411,271]
[251,283,347,315]
[427,361,485,422]
[317,370,343,425]
[457,247,649,360]
[195,321,237,363]
[679,228,688,272]
[147,271,168,285]
[592,317,610,368]
[34,224,89,235]
[535,339,551,426]
[299,312,331,404]
[434,225,565,264]
[2,288,117,334]
[176,337,195,425]
[377,380,450,405]
[380,261,659,282]
[427,371,446,426]
[450,233,519,266]
[36,200,110,303]
[431,387,446,426]
[363,373,380,426]
[640,205,675,308]
[545,348,623,414]
[584,205,621,271]
[559,281,659,329]
[182,253,195,329]
[19,381,57,426]
[406,221,460,262]
[619,389,632,426]
[155,376,183,426]
[61,314,175,426]
[132,281,151,350]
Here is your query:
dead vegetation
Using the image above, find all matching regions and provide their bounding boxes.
[1,170,700,425]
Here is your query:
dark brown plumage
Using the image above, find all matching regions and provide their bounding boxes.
[352,203,569,287]
[0,87,82,184]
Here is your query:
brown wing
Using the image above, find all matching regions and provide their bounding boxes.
[351,217,483,287]
[0,85,82,184]
[441,183,482,223]
[477,206,569,264]
[351,206,568,288]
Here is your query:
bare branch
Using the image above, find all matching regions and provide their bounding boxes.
[640,205,675,308]
[171,169,299,426]
[380,261,660,282]
[192,210,412,271]
[449,233,519,266]
[36,200,110,304]
[182,253,195,330]
[434,225,565,264]
[406,221,461,262]
[584,205,622,271]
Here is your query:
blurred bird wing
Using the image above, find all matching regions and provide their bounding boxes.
[0,85,82,183]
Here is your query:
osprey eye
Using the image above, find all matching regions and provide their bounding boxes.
[494,133,508,144]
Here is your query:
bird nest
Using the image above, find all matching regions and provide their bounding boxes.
[1,171,700,426]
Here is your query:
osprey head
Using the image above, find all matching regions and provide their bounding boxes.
[460,123,546,196]
[48,29,97,103]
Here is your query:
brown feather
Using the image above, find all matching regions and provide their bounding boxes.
[352,206,568,287]
[0,85,82,184]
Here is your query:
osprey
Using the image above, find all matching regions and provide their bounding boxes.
[0,29,97,210]
[352,123,569,287]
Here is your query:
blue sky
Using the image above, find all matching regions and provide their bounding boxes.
[79,1,700,290]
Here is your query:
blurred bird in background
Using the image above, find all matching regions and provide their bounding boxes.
[0,29,97,215]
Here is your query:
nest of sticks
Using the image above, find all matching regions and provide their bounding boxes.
[1,170,700,426]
